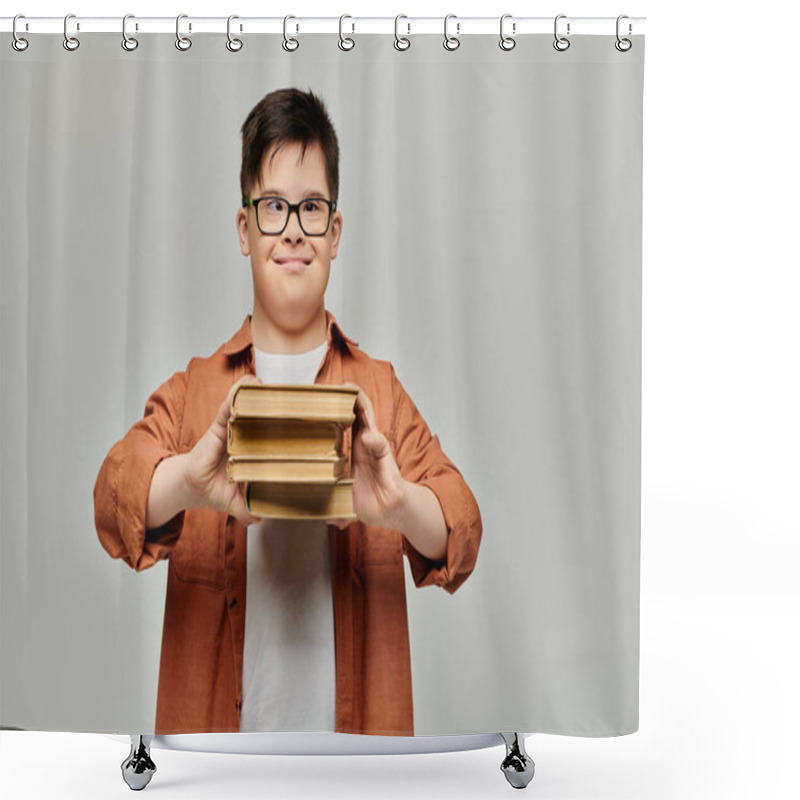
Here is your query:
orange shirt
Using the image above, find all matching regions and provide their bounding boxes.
[94,311,482,735]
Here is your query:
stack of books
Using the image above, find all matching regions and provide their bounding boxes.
[227,383,360,520]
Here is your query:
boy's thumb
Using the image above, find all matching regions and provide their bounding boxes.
[232,486,257,527]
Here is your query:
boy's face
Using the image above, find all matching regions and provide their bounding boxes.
[236,141,342,338]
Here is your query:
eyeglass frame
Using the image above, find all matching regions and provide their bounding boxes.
[241,194,338,237]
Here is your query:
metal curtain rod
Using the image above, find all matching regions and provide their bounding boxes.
[1,15,646,36]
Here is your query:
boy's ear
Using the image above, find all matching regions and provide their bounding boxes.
[236,207,250,257]
[330,210,343,260]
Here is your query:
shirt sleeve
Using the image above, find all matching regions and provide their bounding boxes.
[389,365,482,594]
[93,369,189,571]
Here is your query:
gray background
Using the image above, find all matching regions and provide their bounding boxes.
[1,33,642,736]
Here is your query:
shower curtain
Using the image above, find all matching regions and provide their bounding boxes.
[0,24,644,739]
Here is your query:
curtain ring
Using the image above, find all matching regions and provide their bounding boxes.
[553,14,570,51]
[63,13,80,51]
[394,15,410,51]
[175,14,192,51]
[283,15,299,51]
[227,15,243,51]
[499,14,516,51]
[338,15,355,51]
[12,15,29,52]
[122,14,138,51]
[615,15,632,52]
[443,14,460,51]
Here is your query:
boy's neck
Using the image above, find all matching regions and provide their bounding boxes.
[250,306,328,355]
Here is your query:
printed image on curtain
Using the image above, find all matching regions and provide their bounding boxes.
[0,32,643,739]
[90,86,482,737]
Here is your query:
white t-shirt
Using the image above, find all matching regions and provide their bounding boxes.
[239,339,337,732]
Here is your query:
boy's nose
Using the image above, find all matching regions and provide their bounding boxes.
[282,208,305,242]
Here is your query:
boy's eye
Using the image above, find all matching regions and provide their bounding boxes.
[301,200,321,215]
[264,198,286,214]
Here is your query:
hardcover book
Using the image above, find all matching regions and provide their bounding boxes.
[231,383,359,423]
[246,480,357,520]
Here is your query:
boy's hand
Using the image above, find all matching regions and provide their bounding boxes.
[184,375,262,527]
[327,383,406,530]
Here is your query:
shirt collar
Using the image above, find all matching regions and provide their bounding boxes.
[222,309,358,358]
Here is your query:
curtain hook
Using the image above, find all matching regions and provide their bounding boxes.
[227,15,243,52]
[615,15,632,52]
[394,15,410,51]
[553,14,570,52]
[283,15,299,51]
[443,14,460,51]
[175,14,192,51]
[12,15,29,52]
[122,14,139,51]
[63,13,80,51]
[499,14,516,51]
[338,15,355,51]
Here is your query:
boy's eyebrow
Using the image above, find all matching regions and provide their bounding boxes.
[255,188,329,199]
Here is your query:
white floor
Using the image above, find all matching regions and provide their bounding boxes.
[2,596,798,800]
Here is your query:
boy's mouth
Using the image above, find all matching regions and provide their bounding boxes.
[274,256,312,273]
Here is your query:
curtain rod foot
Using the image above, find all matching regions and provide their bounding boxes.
[121,735,157,791]
[500,732,535,789]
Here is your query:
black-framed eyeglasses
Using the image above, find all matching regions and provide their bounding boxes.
[242,195,337,236]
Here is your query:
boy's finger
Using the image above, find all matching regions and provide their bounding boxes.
[361,392,378,432]
[216,375,262,428]
[350,385,378,434]
[343,382,367,426]
[233,485,258,526]
[366,430,390,456]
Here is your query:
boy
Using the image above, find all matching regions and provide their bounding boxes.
[94,89,481,737]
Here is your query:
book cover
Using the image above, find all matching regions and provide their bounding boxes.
[246,479,356,520]
[227,418,344,457]
[227,455,347,483]
[231,383,359,423]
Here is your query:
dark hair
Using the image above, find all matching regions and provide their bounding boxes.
[240,88,340,204]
